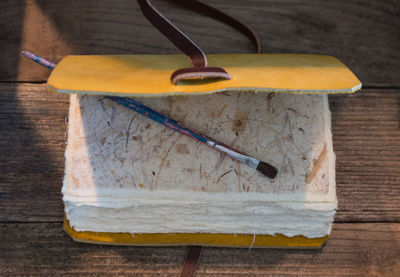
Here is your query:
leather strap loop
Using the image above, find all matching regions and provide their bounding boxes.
[170,66,231,84]
[137,0,260,84]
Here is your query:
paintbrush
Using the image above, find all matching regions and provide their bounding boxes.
[21,51,278,179]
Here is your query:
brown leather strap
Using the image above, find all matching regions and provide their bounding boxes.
[137,0,207,67]
[166,0,261,54]
[180,246,202,277]
[137,0,260,84]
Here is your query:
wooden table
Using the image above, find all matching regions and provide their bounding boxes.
[1,1,399,275]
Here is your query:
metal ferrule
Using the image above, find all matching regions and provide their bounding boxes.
[207,141,259,169]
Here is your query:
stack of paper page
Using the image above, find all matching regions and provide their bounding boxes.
[63,90,336,245]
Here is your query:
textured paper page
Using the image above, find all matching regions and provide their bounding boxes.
[64,92,335,201]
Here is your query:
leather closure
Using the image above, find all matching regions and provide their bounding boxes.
[137,0,260,84]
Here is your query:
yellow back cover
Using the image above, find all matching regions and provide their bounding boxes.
[47,54,361,97]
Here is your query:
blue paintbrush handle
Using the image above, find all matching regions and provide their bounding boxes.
[107,96,208,143]
[21,51,57,70]
[107,96,259,169]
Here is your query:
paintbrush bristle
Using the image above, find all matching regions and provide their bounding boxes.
[256,161,278,179]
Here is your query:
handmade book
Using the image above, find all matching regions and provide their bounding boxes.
[47,53,361,248]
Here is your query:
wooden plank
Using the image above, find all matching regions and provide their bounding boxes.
[0,84,68,222]
[197,223,400,276]
[0,84,399,222]
[0,223,185,276]
[1,0,399,86]
[0,223,399,276]
[329,92,400,222]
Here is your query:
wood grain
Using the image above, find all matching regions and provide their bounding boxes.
[1,0,399,86]
[198,223,400,276]
[0,223,398,276]
[0,84,399,222]
[0,84,68,222]
[330,91,400,222]
[0,223,185,276]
